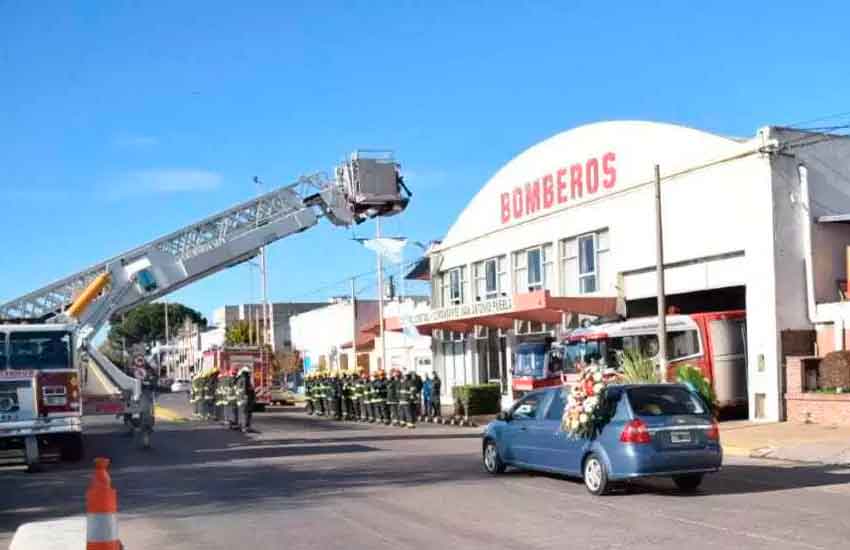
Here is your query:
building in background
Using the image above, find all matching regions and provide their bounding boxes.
[213,302,326,353]
[408,121,850,421]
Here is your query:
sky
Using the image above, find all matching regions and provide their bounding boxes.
[2,1,850,322]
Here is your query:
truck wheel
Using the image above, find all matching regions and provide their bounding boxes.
[60,433,84,462]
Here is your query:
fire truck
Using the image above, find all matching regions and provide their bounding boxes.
[0,152,409,470]
[511,310,749,412]
[202,347,273,410]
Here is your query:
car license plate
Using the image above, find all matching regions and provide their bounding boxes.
[670,431,692,444]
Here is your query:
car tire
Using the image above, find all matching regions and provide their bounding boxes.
[673,474,704,492]
[583,453,610,496]
[483,439,506,475]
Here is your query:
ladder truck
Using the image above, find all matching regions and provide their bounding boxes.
[0,152,410,470]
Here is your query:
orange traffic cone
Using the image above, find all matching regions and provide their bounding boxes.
[86,457,121,550]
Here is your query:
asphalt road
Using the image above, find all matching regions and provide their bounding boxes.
[2,393,850,550]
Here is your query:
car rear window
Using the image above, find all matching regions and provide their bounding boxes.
[627,386,706,416]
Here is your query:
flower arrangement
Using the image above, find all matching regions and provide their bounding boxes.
[562,361,621,438]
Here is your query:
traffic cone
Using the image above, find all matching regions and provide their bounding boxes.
[86,457,121,550]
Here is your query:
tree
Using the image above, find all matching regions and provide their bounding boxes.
[225,320,258,346]
[108,302,207,350]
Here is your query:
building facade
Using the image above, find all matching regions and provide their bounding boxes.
[411,121,850,422]
[212,302,326,352]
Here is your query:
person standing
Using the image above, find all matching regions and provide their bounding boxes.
[387,369,401,426]
[422,375,433,421]
[430,371,442,420]
[407,372,420,427]
[235,366,256,433]
[414,372,424,420]
[305,374,315,415]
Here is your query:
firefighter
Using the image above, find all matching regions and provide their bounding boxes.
[203,369,219,421]
[330,372,342,420]
[387,369,401,426]
[398,371,411,427]
[430,371,442,420]
[366,373,377,423]
[403,371,418,428]
[313,372,325,416]
[343,373,356,420]
[374,370,389,424]
[359,372,371,422]
[235,366,256,433]
[190,372,203,417]
[352,373,363,421]
[305,373,315,415]
[226,368,240,429]
[414,371,424,420]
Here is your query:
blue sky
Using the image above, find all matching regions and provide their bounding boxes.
[2,1,849,321]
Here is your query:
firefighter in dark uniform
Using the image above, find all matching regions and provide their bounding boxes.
[374,370,389,424]
[203,369,219,421]
[331,372,343,420]
[398,371,410,427]
[313,372,326,416]
[430,371,442,420]
[401,371,417,428]
[414,372,424,420]
[387,369,401,426]
[305,373,315,415]
[359,372,371,422]
[368,373,379,423]
[352,373,363,421]
[408,371,420,427]
[342,373,354,420]
[235,366,256,433]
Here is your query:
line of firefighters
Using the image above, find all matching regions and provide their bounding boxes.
[305,369,442,428]
[189,366,256,433]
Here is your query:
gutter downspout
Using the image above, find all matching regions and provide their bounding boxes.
[798,163,846,351]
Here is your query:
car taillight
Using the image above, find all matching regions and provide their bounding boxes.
[620,419,652,444]
[706,419,720,441]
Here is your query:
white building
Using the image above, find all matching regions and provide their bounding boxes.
[409,121,850,422]
[290,299,379,373]
[212,302,326,352]
[368,298,433,375]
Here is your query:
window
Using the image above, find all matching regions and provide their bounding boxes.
[511,393,544,419]
[545,389,568,420]
[9,331,73,370]
[473,256,507,301]
[669,330,701,360]
[627,386,707,416]
[578,233,597,293]
[513,244,553,293]
[441,267,466,306]
[0,333,6,369]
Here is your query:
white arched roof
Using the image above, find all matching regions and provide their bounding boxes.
[439,120,749,250]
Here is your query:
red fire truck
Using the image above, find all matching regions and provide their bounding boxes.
[511,310,748,412]
[202,347,273,410]
[562,310,748,410]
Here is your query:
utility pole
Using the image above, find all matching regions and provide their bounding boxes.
[654,164,668,381]
[351,277,357,373]
[376,218,386,372]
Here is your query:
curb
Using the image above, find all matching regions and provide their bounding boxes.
[154,405,188,422]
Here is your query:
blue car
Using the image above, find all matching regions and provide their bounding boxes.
[482,384,722,495]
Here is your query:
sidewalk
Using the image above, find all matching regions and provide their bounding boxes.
[721,420,850,464]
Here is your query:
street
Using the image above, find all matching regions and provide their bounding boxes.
[2,394,850,550]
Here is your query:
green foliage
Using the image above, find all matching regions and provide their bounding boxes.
[225,321,258,345]
[675,364,718,414]
[452,383,502,417]
[108,303,206,348]
[97,340,126,369]
[620,349,660,384]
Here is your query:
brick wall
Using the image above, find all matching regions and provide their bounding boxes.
[785,355,850,425]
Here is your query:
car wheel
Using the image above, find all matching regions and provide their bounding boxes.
[583,453,610,496]
[483,440,506,475]
[673,474,703,492]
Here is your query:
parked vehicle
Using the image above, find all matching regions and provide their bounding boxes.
[482,384,722,495]
[202,347,273,410]
[269,386,296,406]
[564,310,748,410]
[170,379,191,393]
[512,341,575,399]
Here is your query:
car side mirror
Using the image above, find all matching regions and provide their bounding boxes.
[497,411,511,422]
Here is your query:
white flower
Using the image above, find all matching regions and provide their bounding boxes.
[593,371,603,382]
[579,413,589,423]
[594,382,604,394]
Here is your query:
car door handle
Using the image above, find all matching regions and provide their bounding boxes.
[519,426,528,431]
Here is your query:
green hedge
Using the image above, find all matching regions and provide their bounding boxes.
[452,383,502,416]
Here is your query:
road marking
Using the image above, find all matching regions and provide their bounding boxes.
[154,405,186,422]
[504,479,829,550]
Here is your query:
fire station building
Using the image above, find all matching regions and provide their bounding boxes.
[408,120,850,422]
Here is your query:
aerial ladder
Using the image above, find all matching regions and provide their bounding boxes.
[0,151,410,469]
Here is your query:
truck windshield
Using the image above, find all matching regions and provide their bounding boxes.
[8,331,73,370]
[565,340,605,369]
[514,347,546,377]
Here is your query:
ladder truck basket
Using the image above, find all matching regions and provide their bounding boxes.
[336,151,410,220]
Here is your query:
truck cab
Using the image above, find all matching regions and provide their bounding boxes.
[0,323,83,464]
